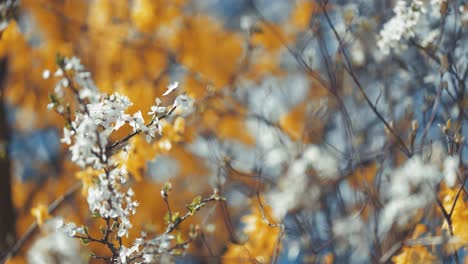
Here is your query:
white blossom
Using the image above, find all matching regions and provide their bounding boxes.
[48,56,188,262]
[162,81,179,96]
[84,168,138,239]
[28,218,81,264]
[377,0,426,55]
[148,234,174,253]
[58,222,83,237]
[379,156,441,234]
[87,93,132,130]
[443,156,459,188]
[267,145,332,219]
[42,70,51,79]
[173,93,195,114]
[54,68,63,77]
[60,128,74,145]
[68,116,103,168]
[130,111,148,133]
[430,0,447,18]
[303,145,339,180]
[146,123,159,143]
[148,98,167,116]
[142,254,154,263]
[119,243,141,263]
[333,215,369,262]
[240,15,256,32]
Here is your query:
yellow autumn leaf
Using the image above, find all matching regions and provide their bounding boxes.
[217,115,254,145]
[348,162,377,189]
[178,16,244,88]
[290,1,318,30]
[223,200,280,264]
[30,204,50,227]
[75,168,101,195]
[392,224,438,264]
[392,245,438,264]
[440,185,468,250]
[279,101,324,143]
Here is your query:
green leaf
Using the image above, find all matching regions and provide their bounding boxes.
[80,237,89,245]
[164,182,172,193]
[100,226,106,235]
[111,221,118,230]
[176,231,183,244]
[171,212,180,223]
[192,195,202,205]
[164,212,170,225]
[48,93,58,104]
[91,211,101,218]
[186,204,195,215]
[56,53,66,67]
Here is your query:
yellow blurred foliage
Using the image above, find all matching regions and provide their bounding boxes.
[223,201,281,263]
[392,224,438,264]
[440,185,468,250]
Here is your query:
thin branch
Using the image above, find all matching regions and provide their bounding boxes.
[255,192,284,264]
[320,2,412,157]
[0,182,82,263]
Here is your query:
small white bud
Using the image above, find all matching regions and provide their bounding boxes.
[42,70,51,79]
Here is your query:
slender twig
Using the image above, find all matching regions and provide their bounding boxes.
[255,192,284,264]
[106,105,177,152]
[435,196,459,264]
[320,2,412,157]
[0,182,82,263]
[249,0,357,159]
[164,195,221,234]
[419,78,444,149]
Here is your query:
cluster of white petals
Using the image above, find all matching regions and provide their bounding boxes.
[333,215,369,263]
[49,57,183,168]
[119,234,174,263]
[45,56,193,263]
[443,156,459,188]
[267,145,338,219]
[87,168,139,238]
[430,0,447,18]
[28,218,82,264]
[379,156,441,234]
[55,218,85,238]
[377,0,426,55]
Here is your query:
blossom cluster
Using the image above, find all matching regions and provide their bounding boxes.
[44,56,195,263]
[48,58,185,169]
[379,155,441,234]
[13,0,465,262]
[377,0,426,55]
[267,145,339,219]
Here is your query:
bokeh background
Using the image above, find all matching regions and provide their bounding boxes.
[0,0,467,263]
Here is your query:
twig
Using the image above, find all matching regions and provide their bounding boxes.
[0,182,82,263]
[320,2,412,157]
[106,105,177,152]
[164,195,221,234]
[255,192,284,264]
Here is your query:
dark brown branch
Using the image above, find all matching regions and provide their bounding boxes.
[320,2,412,157]
[0,57,15,254]
[0,182,82,263]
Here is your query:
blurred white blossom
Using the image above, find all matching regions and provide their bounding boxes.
[378,0,426,55]
[443,156,459,188]
[28,220,82,264]
[46,56,190,262]
[333,215,369,263]
[162,81,179,96]
[379,156,441,234]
